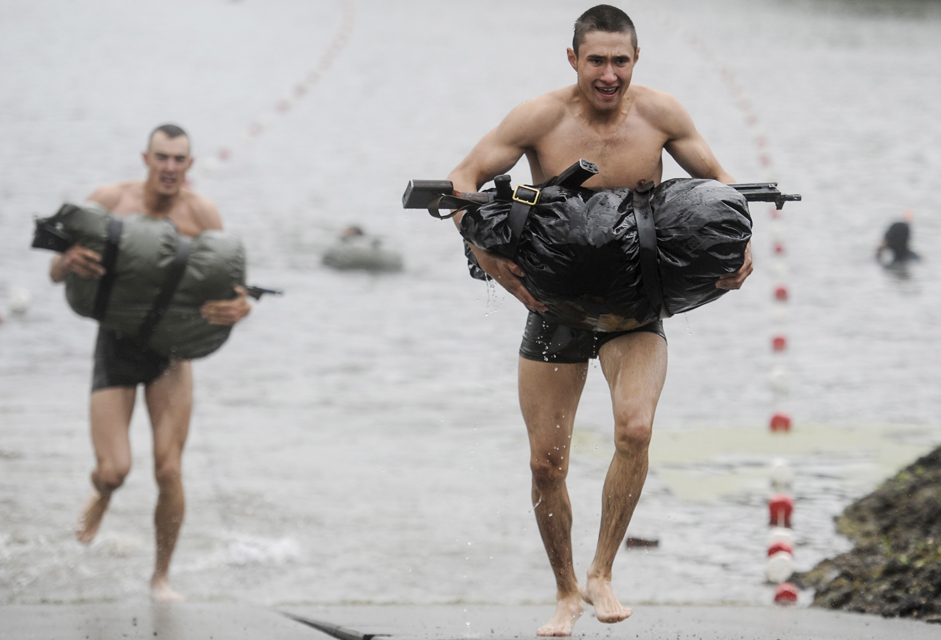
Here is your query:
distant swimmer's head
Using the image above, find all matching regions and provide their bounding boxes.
[143,123,193,196]
[568,6,640,113]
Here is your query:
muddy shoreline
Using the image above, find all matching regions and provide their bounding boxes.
[793,446,941,623]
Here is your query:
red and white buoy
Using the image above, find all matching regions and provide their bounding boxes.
[774,582,799,604]
[768,494,794,528]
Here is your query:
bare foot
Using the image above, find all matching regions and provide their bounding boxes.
[75,490,109,545]
[537,593,584,637]
[150,576,184,602]
[581,574,632,624]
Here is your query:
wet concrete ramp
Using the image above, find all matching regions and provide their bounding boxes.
[2,603,939,639]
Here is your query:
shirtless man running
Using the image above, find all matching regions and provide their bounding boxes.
[49,124,251,601]
[448,6,752,636]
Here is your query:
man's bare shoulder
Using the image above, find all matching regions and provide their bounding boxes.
[631,85,693,137]
[501,87,574,144]
[87,181,141,210]
[182,190,223,231]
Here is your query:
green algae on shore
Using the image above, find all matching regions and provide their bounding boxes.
[793,446,941,623]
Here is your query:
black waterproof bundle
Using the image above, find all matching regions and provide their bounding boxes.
[403,161,800,332]
[460,176,753,331]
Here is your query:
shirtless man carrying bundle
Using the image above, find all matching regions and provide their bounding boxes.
[448,6,752,635]
[50,124,250,601]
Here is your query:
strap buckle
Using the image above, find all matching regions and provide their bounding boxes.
[512,185,540,206]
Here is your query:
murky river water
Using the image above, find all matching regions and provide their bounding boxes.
[1,0,940,608]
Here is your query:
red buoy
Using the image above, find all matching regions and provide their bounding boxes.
[774,285,789,302]
[768,540,793,556]
[769,494,794,527]
[770,412,792,433]
[772,335,788,352]
[774,582,799,604]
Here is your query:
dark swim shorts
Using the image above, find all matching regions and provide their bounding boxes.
[519,312,666,363]
[91,327,171,391]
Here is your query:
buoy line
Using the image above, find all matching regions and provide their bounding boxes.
[653,12,798,604]
[199,0,356,176]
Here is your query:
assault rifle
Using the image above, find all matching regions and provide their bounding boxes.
[402,159,801,217]
[244,285,283,300]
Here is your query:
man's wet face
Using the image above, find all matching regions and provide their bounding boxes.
[570,31,638,112]
[145,132,192,195]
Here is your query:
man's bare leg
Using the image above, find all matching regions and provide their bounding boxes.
[144,361,192,602]
[76,387,137,544]
[519,358,589,637]
[581,332,667,623]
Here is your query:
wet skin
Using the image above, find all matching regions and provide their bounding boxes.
[448,27,752,636]
[52,130,251,601]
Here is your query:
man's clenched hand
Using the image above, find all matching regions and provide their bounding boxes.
[470,244,548,312]
[200,285,252,326]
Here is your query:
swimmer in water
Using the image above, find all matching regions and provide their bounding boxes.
[447,5,751,636]
[49,124,251,601]
[877,210,919,266]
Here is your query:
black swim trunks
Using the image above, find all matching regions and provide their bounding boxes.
[91,327,171,391]
[519,312,666,363]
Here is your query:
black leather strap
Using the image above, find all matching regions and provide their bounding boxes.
[633,182,671,318]
[137,235,192,345]
[92,216,124,321]
[506,199,532,256]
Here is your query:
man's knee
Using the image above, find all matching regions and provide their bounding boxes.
[154,459,182,488]
[95,462,130,492]
[612,406,653,454]
[530,455,568,491]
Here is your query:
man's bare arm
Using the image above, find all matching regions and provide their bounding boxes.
[189,195,250,325]
[656,93,752,289]
[448,100,556,312]
[49,185,126,282]
[657,94,735,183]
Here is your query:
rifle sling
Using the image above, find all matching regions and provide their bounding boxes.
[92,216,124,321]
[506,198,531,256]
[633,182,672,319]
[137,235,192,345]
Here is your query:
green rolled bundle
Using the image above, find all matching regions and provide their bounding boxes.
[39,202,245,360]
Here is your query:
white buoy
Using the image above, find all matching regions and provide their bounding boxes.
[767,526,795,547]
[770,366,789,394]
[9,288,31,315]
[766,550,794,583]
[770,458,795,491]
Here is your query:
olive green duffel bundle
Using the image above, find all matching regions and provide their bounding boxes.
[33,202,245,360]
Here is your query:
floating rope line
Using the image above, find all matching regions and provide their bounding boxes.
[655,13,798,604]
[199,0,356,175]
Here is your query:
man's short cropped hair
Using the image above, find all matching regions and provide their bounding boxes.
[147,123,189,150]
[573,5,637,55]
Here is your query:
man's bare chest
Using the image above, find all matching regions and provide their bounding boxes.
[536,119,668,188]
[111,194,203,238]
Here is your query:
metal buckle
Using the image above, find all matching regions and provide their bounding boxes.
[512,185,540,206]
